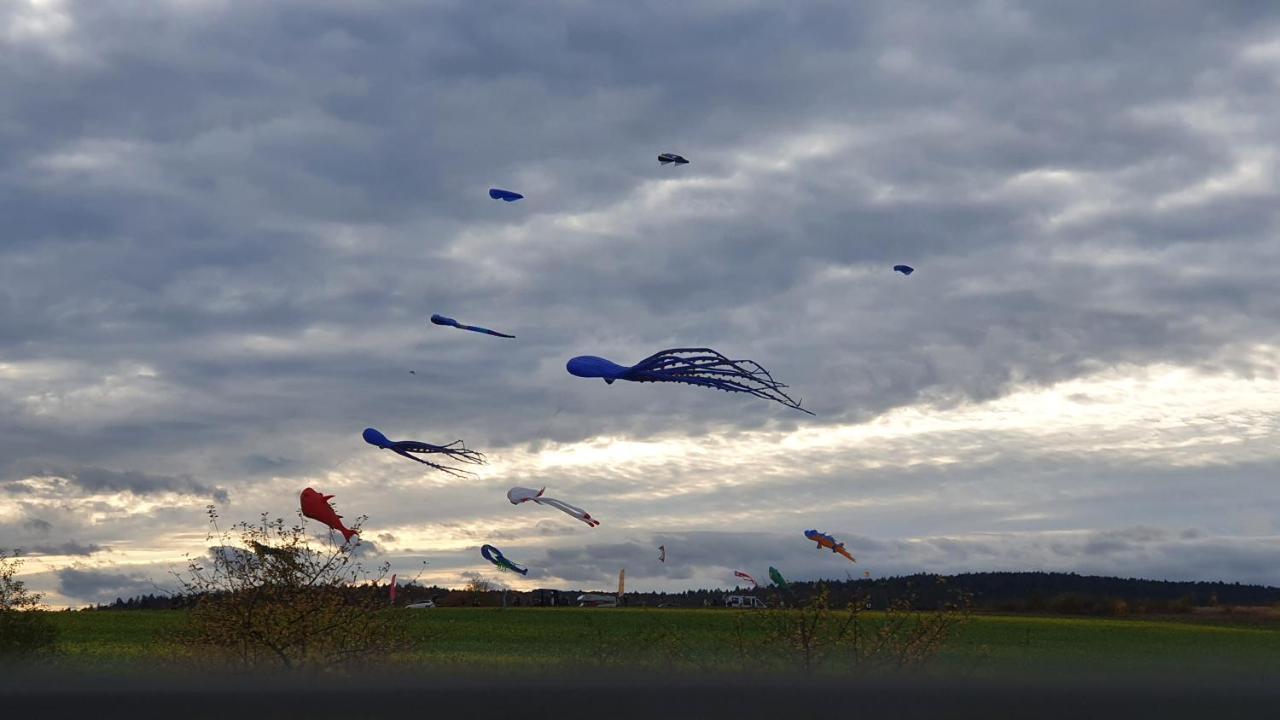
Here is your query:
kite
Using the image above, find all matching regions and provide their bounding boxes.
[481,544,528,576]
[893,265,914,276]
[658,545,666,563]
[489,188,524,202]
[734,570,758,589]
[362,427,486,478]
[299,487,358,543]
[389,574,397,605]
[430,313,515,339]
[768,566,788,590]
[507,486,600,527]
[566,348,813,415]
[658,153,689,166]
[804,529,856,562]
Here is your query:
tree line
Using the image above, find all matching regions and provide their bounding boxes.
[85,571,1280,615]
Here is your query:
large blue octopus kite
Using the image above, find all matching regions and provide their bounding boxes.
[566,348,814,415]
[362,427,486,478]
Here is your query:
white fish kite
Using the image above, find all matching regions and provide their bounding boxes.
[507,486,600,528]
[658,545,666,563]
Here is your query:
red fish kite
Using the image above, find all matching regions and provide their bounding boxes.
[300,487,359,542]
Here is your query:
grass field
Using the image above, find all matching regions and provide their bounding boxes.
[39,608,1280,680]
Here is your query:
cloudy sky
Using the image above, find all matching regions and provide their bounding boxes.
[2,0,1278,607]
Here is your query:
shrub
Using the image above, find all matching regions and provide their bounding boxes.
[728,584,971,676]
[0,552,59,660]
[757,584,967,671]
[173,507,407,673]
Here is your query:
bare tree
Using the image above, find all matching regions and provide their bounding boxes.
[173,507,407,672]
[745,584,972,676]
[460,571,497,606]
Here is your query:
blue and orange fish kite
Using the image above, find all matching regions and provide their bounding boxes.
[803,529,855,562]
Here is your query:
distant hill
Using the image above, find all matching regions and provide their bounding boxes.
[87,571,1280,616]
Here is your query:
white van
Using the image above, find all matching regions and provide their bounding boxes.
[724,595,767,609]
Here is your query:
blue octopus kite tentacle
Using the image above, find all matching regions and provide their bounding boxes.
[363,427,487,477]
[391,439,486,464]
[390,440,485,478]
[389,449,478,478]
[626,348,814,415]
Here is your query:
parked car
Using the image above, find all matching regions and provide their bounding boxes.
[724,595,767,609]
[577,593,618,608]
[404,600,436,609]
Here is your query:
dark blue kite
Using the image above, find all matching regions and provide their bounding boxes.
[481,544,528,575]
[658,153,689,166]
[893,265,914,276]
[430,313,515,339]
[362,427,486,477]
[489,188,524,202]
[567,348,813,415]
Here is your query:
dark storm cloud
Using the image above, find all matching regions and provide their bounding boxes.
[1,512,100,556]
[239,455,294,474]
[52,467,228,503]
[56,567,159,604]
[20,541,106,557]
[322,536,382,559]
[22,518,53,534]
[2,1,1278,600]
[2,465,228,503]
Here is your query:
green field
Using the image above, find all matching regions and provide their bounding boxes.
[39,608,1280,680]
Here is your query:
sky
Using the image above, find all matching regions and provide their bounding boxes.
[2,0,1278,607]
